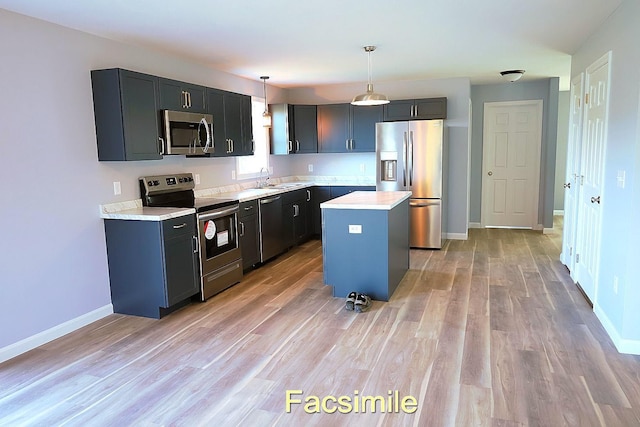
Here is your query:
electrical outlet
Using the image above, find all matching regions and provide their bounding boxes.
[308,164,314,172]
[113,181,121,195]
[194,173,200,185]
[613,276,619,294]
[348,224,362,234]
[231,170,236,180]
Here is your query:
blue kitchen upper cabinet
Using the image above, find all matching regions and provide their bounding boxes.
[91,68,163,161]
[292,105,318,153]
[383,97,447,121]
[318,103,382,153]
[350,104,383,152]
[318,104,350,153]
[207,89,252,156]
[158,78,206,113]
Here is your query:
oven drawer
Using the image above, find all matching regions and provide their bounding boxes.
[162,215,196,239]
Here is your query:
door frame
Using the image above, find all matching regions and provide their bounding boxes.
[481,100,544,228]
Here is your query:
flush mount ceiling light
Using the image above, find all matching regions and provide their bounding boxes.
[500,69,525,83]
[261,76,272,127]
[351,46,390,106]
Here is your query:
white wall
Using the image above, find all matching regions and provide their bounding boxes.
[0,9,291,359]
[571,0,640,352]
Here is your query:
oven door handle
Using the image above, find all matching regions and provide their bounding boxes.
[198,206,239,221]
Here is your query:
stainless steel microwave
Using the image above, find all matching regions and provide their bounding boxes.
[162,110,213,156]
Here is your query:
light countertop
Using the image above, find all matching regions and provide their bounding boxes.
[100,176,377,220]
[320,191,412,210]
[100,199,195,221]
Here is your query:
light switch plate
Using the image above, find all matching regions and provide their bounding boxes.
[194,173,201,185]
[113,181,121,195]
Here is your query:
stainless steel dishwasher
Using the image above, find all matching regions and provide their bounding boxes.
[258,194,283,262]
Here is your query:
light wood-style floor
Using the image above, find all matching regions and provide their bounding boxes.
[1,220,639,426]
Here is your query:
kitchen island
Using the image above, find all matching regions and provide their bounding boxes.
[321,191,411,301]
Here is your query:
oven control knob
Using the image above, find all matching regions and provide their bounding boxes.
[147,180,154,186]
[178,178,184,183]
[153,180,160,186]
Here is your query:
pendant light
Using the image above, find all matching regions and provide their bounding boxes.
[351,46,389,106]
[261,76,272,127]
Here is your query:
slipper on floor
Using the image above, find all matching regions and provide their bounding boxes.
[345,291,357,311]
[354,294,372,313]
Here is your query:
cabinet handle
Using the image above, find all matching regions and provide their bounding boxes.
[293,204,299,217]
[239,221,245,237]
[173,223,187,229]
[243,205,254,211]
[231,139,234,153]
[350,139,355,150]
[159,137,165,155]
[306,189,311,202]
[192,235,198,253]
[346,140,349,150]
[181,91,187,108]
[288,140,293,153]
[187,91,192,108]
[296,140,300,152]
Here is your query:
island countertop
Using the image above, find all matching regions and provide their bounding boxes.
[320,191,412,210]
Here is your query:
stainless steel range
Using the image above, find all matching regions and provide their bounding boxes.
[139,173,242,301]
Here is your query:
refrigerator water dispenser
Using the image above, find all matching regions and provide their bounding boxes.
[380,151,398,182]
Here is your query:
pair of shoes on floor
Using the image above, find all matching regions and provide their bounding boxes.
[345,292,372,313]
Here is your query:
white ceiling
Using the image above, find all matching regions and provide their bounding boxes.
[0,0,623,90]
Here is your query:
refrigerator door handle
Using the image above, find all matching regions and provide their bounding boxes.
[402,132,408,188]
[409,130,414,187]
[410,200,440,207]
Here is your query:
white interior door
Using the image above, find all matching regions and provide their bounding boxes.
[482,101,543,228]
[561,73,584,275]
[574,52,611,302]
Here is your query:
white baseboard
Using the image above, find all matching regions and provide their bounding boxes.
[554,210,565,216]
[0,304,114,364]
[469,222,482,229]
[594,304,640,355]
[446,232,468,240]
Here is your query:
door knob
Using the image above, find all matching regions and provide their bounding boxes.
[564,182,571,189]
[487,171,493,176]
[590,196,601,204]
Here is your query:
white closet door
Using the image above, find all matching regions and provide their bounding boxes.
[574,52,611,303]
[561,73,584,277]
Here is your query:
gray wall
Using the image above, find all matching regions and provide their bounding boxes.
[571,0,640,346]
[469,79,560,228]
[554,91,570,211]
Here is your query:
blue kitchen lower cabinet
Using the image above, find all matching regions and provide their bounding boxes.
[321,200,409,301]
[104,216,200,318]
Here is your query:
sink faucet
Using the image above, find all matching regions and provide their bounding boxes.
[258,167,270,188]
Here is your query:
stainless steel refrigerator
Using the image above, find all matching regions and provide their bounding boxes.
[376,120,446,249]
